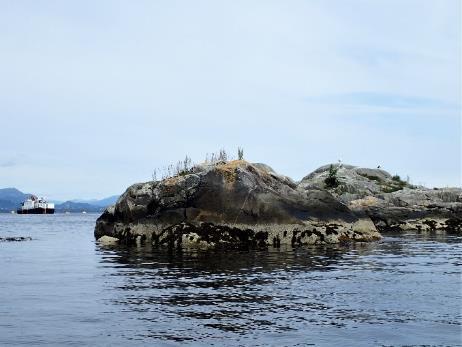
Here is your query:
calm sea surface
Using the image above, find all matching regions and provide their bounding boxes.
[0,213,461,346]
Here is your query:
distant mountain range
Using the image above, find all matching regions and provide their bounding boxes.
[69,196,120,207]
[0,188,119,213]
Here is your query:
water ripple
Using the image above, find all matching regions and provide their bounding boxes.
[0,214,460,346]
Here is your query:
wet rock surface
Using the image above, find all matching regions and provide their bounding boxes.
[95,161,380,248]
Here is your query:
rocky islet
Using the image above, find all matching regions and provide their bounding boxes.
[95,160,461,248]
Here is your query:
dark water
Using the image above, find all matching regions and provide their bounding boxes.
[0,214,461,346]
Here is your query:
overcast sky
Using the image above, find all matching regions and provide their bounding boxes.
[0,0,460,200]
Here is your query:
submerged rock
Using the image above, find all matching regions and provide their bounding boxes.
[0,236,32,242]
[95,160,380,248]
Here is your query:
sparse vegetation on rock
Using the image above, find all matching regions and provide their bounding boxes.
[153,148,248,182]
[382,174,408,193]
[238,147,244,160]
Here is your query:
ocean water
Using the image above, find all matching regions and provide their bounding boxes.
[0,213,461,347]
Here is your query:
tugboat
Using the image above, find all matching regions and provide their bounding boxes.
[17,195,55,214]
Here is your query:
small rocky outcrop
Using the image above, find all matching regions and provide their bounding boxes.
[95,161,380,248]
[299,164,462,233]
[0,236,32,242]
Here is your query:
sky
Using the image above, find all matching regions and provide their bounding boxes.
[0,0,460,200]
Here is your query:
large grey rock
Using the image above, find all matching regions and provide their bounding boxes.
[301,164,462,233]
[95,161,380,248]
[299,164,398,199]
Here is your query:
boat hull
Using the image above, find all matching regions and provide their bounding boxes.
[17,208,55,214]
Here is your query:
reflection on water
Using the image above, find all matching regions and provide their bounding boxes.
[97,234,462,346]
[0,214,460,347]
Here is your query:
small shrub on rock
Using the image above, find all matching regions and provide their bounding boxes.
[324,165,340,188]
